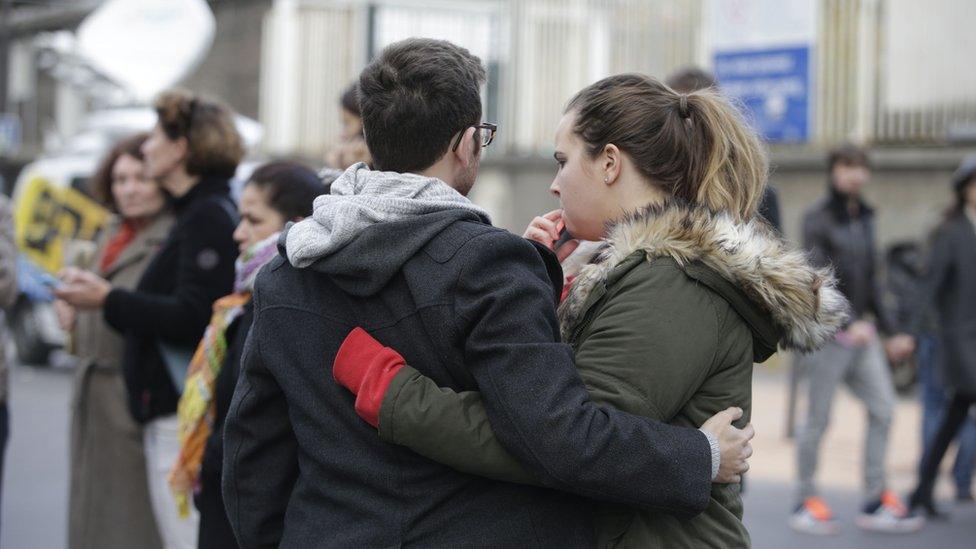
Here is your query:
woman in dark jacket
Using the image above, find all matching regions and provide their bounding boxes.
[57,133,170,549]
[909,156,976,516]
[169,161,325,548]
[56,89,244,548]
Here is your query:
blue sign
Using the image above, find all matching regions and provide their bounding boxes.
[0,114,21,154]
[713,46,811,143]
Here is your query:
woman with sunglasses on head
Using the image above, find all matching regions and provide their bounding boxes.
[333,74,849,547]
[56,89,243,549]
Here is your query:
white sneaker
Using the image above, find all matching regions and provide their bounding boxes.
[789,497,840,536]
[855,491,925,534]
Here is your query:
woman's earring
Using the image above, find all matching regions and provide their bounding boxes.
[604,175,610,184]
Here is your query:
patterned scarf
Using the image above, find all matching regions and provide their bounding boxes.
[169,232,280,517]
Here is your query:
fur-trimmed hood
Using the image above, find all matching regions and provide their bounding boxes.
[558,200,850,354]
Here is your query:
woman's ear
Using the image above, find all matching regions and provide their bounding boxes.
[603,143,622,185]
[174,136,190,162]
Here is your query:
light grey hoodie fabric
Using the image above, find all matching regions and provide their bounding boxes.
[285,163,490,269]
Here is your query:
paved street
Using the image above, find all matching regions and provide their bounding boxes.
[1,356,974,548]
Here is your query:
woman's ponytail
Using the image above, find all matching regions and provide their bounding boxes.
[567,74,768,221]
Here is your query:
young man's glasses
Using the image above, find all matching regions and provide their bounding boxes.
[451,122,498,152]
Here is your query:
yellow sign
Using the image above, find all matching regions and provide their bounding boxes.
[14,176,110,273]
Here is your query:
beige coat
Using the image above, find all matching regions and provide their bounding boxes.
[68,213,172,549]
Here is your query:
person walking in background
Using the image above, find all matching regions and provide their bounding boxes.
[0,190,17,539]
[55,89,243,549]
[901,238,976,507]
[331,73,849,548]
[55,133,169,549]
[791,143,921,535]
[324,82,371,169]
[168,161,324,549]
[909,155,976,517]
[222,38,753,548]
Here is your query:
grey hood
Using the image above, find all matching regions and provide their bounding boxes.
[282,163,490,296]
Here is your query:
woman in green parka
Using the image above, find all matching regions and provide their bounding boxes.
[332,74,850,548]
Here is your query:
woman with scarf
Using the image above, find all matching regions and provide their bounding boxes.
[169,161,326,549]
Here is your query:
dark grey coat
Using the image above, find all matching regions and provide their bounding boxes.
[221,209,712,548]
[803,188,897,333]
[916,212,976,395]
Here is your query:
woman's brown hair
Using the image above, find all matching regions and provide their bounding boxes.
[89,132,150,212]
[154,88,245,179]
[566,73,768,221]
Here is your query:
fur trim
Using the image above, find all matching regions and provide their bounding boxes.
[558,201,850,352]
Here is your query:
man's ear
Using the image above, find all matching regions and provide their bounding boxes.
[454,126,478,168]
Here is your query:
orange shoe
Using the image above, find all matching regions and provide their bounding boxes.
[789,496,839,535]
[856,490,925,534]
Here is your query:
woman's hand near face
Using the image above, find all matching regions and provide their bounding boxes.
[54,267,113,310]
[524,209,580,262]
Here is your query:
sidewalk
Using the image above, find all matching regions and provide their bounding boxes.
[744,356,976,548]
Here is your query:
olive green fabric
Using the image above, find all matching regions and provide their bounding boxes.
[381,255,762,548]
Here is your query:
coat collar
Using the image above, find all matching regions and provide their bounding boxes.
[171,176,231,214]
[827,184,874,222]
[557,200,850,354]
[100,213,174,279]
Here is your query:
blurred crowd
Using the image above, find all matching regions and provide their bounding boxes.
[0,41,972,549]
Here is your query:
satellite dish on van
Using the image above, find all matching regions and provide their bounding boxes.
[76,0,216,102]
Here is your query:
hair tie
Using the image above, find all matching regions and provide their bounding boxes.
[678,95,691,119]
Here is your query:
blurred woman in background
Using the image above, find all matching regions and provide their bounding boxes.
[325,82,371,169]
[57,133,170,549]
[169,161,325,548]
[910,155,976,516]
[56,89,243,549]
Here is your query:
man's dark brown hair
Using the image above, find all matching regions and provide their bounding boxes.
[358,38,486,173]
[340,82,360,117]
[89,132,150,212]
[827,142,870,172]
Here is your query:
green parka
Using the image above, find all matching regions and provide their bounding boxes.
[371,202,849,548]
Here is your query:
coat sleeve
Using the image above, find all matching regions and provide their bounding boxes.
[103,202,236,345]
[400,232,713,515]
[379,262,726,509]
[221,303,299,548]
[0,197,18,310]
[908,225,955,335]
[801,210,832,271]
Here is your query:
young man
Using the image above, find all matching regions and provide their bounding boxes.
[791,144,922,535]
[222,38,751,547]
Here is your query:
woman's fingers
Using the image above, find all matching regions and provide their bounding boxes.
[524,216,560,243]
[524,227,554,248]
[541,209,563,222]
